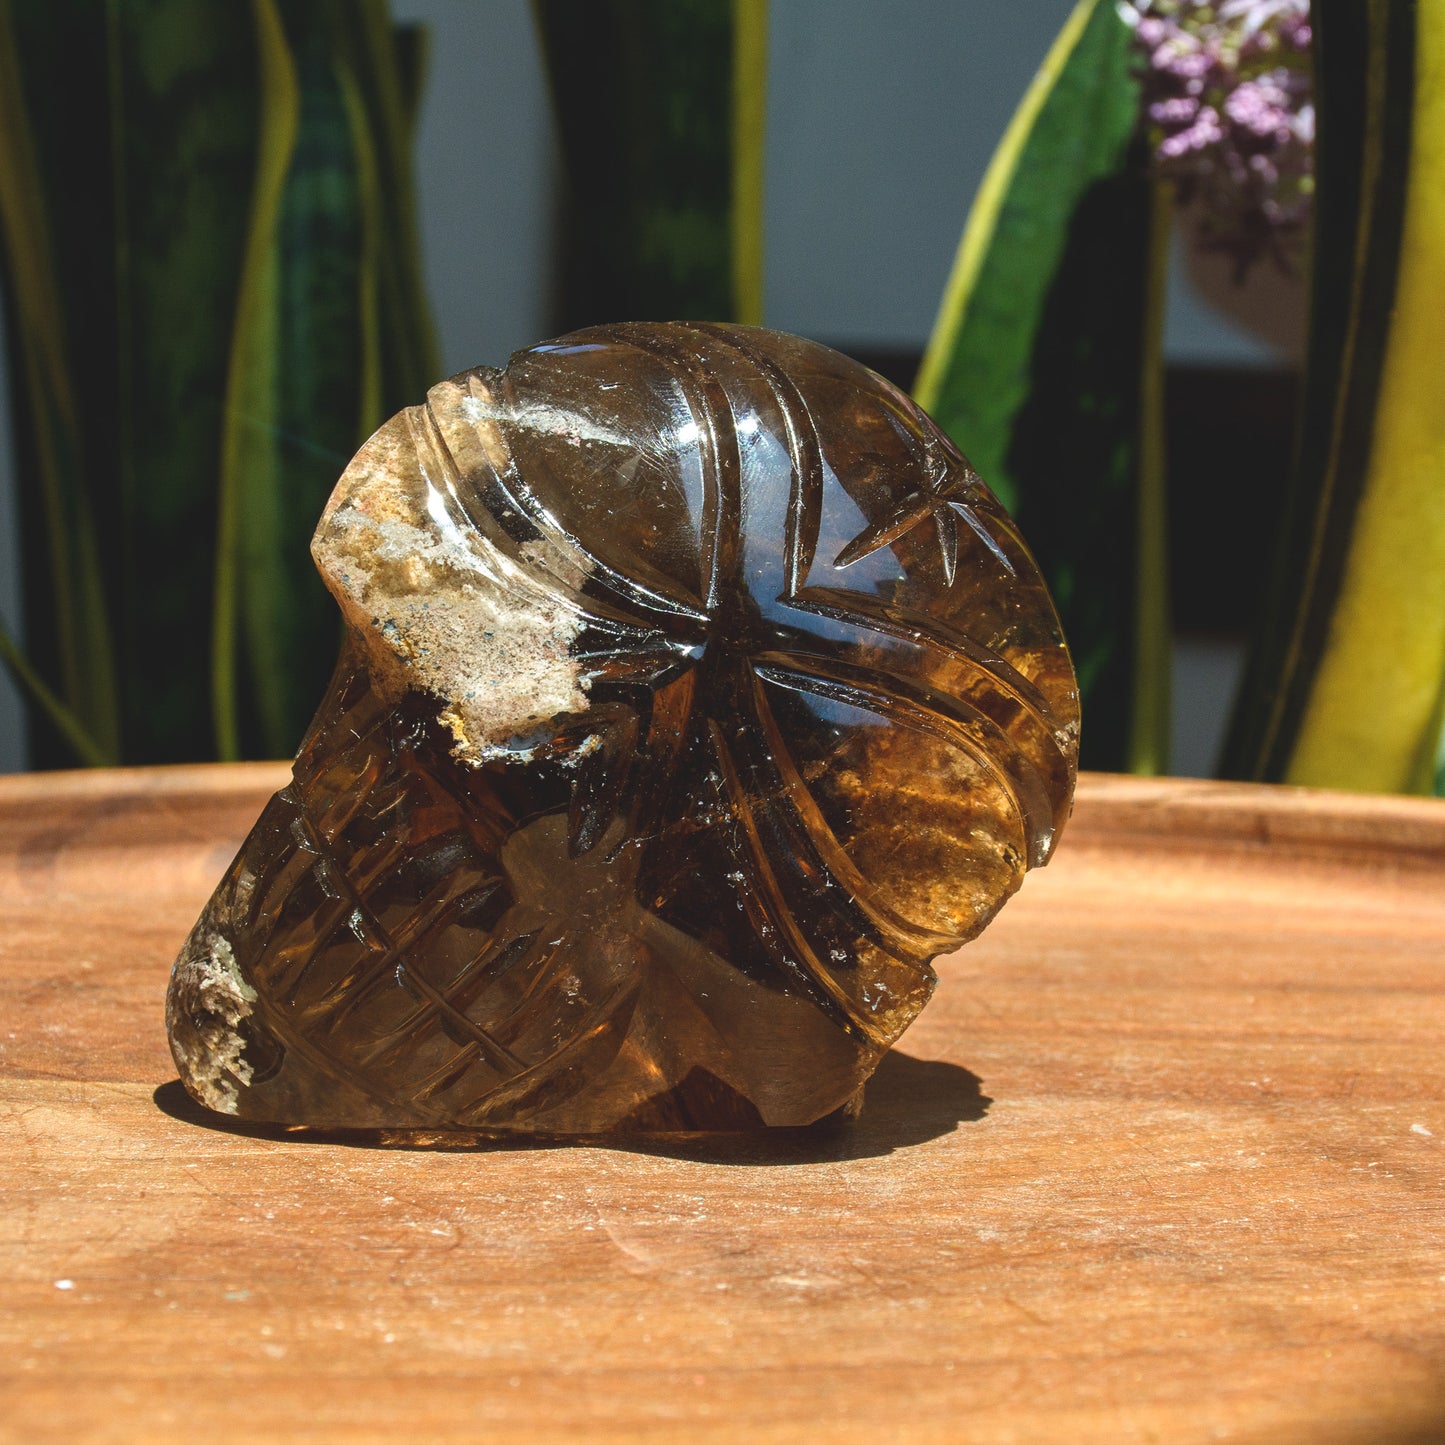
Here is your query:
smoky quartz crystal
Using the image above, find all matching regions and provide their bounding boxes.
[167,323,1079,1134]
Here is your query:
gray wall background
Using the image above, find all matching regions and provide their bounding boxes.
[0,0,1273,773]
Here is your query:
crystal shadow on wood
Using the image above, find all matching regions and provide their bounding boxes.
[167,323,1078,1135]
[152,1051,990,1165]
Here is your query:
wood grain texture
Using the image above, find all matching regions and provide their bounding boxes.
[1,765,1443,1444]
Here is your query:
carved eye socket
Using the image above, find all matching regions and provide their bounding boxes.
[171,323,1078,1134]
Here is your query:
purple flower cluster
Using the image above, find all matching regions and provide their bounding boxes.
[1125,0,1315,280]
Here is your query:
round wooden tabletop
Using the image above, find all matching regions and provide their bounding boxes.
[2,765,1442,1443]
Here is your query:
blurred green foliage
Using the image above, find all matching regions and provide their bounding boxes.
[5,0,1440,797]
[0,0,436,765]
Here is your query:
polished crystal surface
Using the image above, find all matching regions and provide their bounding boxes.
[167,323,1079,1133]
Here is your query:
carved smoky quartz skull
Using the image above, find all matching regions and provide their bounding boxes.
[167,322,1079,1134]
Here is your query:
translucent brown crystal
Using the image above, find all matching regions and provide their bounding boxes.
[167,323,1079,1134]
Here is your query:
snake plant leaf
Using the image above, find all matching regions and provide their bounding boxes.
[211,0,299,762]
[0,619,108,769]
[915,0,1164,773]
[317,0,438,411]
[254,8,380,759]
[3,0,269,765]
[1223,1,1445,796]
[534,0,768,328]
[108,0,267,764]
[0,0,122,765]
[3,0,439,768]
[228,5,438,761]
[223,7,437,761]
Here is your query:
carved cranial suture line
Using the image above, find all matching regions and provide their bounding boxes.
[166,323,1079,1134]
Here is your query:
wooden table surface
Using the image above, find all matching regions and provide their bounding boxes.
[1,765,1443,1444]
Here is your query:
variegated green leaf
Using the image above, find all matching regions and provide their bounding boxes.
[916,0,1166,773]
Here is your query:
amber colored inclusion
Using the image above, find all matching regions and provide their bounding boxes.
[167,323,1079,1134]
